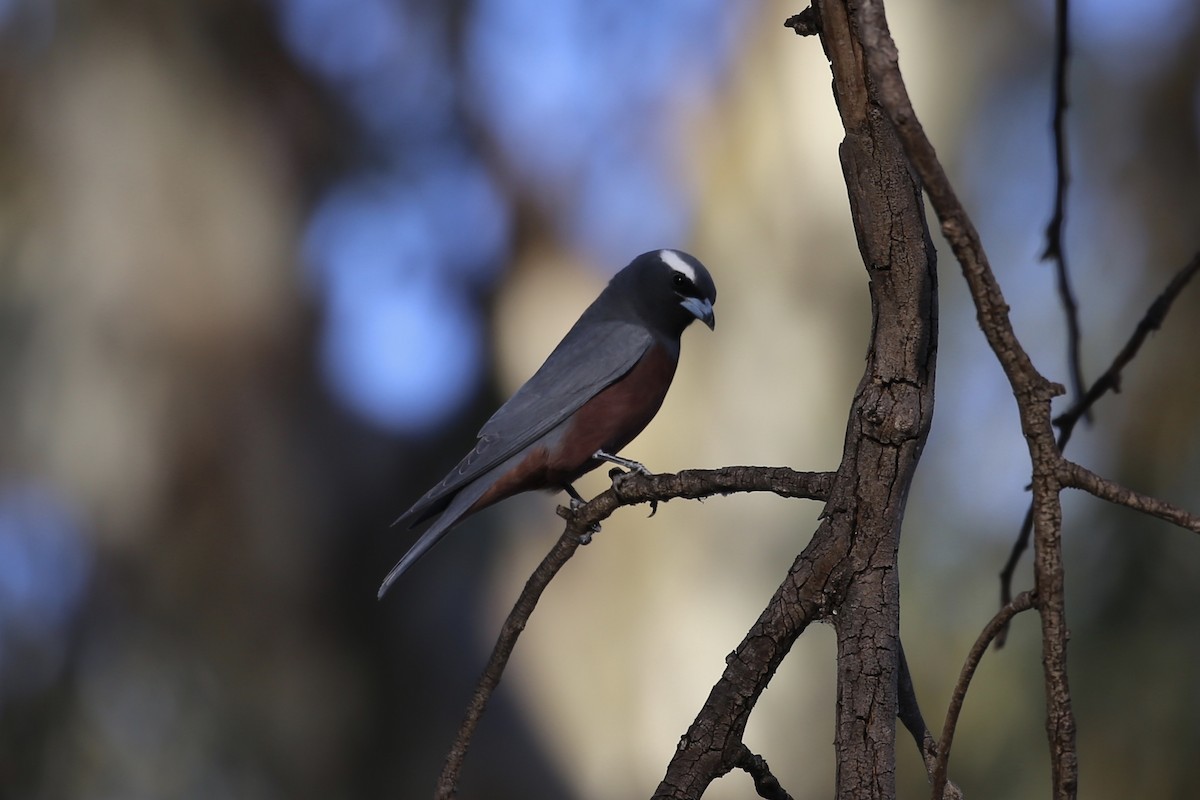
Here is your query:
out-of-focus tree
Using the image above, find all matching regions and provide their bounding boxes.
[0,0,1196,798]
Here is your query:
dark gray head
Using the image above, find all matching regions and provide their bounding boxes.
[609,249,717,336]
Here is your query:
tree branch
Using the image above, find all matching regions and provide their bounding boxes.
[1058,460,1200,533]
[898,642,963,799]
[1041,0,1087,410]
[734,745,795,800]
[434,467,833,799]
[1053,251,1200,442]
[652,7,938,796]
[998,251,1200,638]
[852,2,1078,796]
[932,591,1037,800]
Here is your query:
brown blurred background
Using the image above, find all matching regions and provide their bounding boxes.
[0,0,1198,798]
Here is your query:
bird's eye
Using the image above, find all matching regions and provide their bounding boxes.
[672,273,689,289]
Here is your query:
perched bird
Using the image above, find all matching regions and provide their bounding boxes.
[379,249,717,597]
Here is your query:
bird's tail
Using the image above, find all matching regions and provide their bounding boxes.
[377,474,494,598]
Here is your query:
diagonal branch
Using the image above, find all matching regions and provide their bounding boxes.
[996,506,1034,647]
[733,745,795,800]
[1059,460,1200,533]
[1053,251,1200,443]
[898,642,963,799]
[434,467,834,799]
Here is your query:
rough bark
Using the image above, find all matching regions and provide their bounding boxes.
[651,2,938,796]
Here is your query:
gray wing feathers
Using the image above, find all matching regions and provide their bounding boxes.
[393,317,652,529]
[479,318,651,439]
[377,465,499,597]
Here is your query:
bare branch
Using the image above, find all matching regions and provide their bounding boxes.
[995,506,1033,648]
[899,642,963,799]
[854,2,1057,400]
[1000,251,1200,633]
[435,517,584,800]
[897,640,933,757]
[435,466,834,799]
[853,3,1078,796]
[1053,251,1200,443]
[734,745,795,800]
[1059,460,1200,534]
[932,591,1037,800]
[605,466,836,509]
[1041,0,1088,410]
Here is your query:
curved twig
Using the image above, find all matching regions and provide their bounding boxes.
[932,591,1037,800]
[434,467,834,799]
[898,642,964,799]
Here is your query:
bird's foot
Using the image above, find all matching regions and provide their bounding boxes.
[595,452,660,517]
[578,520,601,545]
[564,483,587,511]
[593,449,651,476]
[561,484,599,543]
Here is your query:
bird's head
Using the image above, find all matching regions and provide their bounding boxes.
[617,249,717,335]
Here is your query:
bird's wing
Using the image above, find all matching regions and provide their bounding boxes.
[394,317,653,527]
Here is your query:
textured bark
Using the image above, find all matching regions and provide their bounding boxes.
[651,2,938,797]
[821,1,938,794]
[851,2,1079,795]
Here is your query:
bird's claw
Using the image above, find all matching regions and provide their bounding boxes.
[607,468,639,495]
[593,449,651,476]
[647,499,658,518]
[578,520,601,545]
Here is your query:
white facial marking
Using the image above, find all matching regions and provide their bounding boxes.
[659,249,696,283]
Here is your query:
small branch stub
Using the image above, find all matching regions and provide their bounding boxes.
[785,6,821,36]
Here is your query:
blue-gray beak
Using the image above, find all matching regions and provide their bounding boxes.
[680,296,715,330]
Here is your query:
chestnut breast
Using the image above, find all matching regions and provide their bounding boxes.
[545,341,677,483]
[465,342,678,514]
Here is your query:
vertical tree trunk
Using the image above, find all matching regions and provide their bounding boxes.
[654,3,938,796]
[815,1,938,796]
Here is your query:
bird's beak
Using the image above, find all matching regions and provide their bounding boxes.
[680,297,716,330]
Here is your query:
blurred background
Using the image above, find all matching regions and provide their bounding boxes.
[0,0,1198,797]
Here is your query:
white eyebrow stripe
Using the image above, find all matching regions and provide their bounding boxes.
[659,249,696,283]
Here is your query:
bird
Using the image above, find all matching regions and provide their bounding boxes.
[379,249,716,597]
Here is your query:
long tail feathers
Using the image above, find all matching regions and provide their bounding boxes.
[377,474,496,598]
[376,519,454,598]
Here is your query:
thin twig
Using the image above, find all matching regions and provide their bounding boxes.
[995,505,1033,648]
[1053,251,1200,442]
[932,591,1038,800]
[1059,460,1200,533]
[998,251,1200,639]
[897,639,932,756]
[898,641,963,799]
[434,522,583,800]
[434,467,834,798]
[1041,0,1088,412]
[734,745,795,800]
